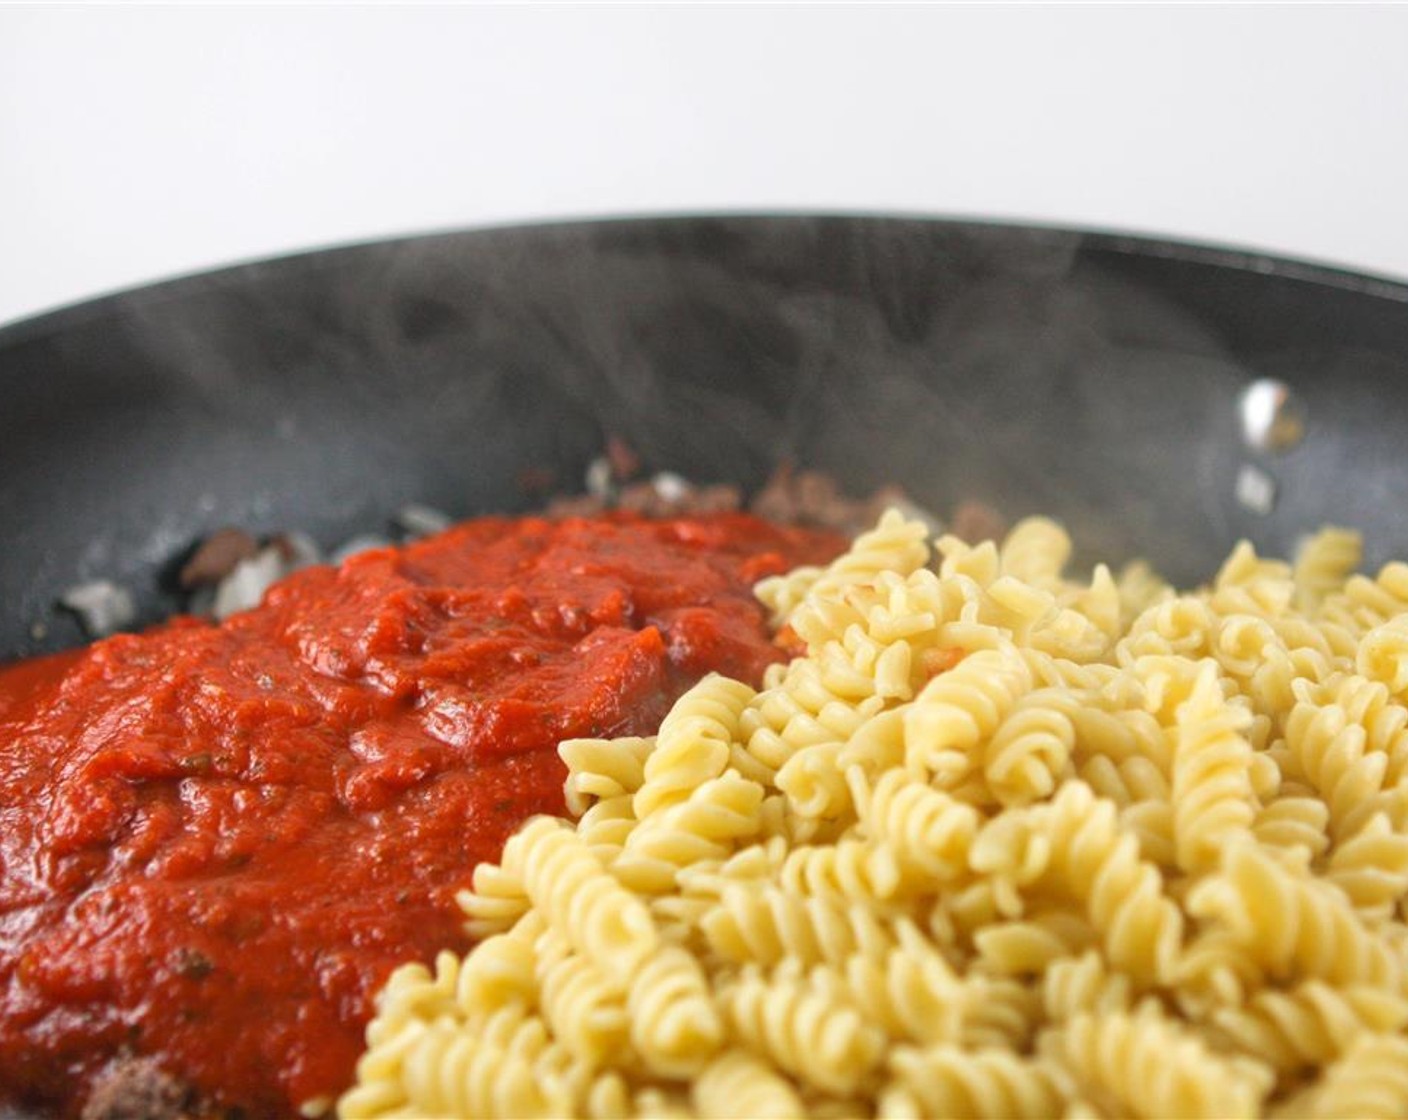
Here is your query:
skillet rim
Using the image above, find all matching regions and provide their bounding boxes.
[2,211,1406,348]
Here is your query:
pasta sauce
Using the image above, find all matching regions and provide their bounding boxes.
[0,513,843,1118]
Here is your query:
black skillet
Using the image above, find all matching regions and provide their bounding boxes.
[3,215,1408,664]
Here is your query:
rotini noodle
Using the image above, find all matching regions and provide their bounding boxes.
[1041,949,1133,1022]
[1205,980,1408,1076]
[904,643,1033,782]
[847,765,979,883]
[635,676,755,819]
[1186,840,1401,989]
[722,962,885,1096]
[535,930,629,1067]
[1171,662,1258,874]
[562,736,655,816]
[882,1045,1065,1119]
[500,816,658,983]
[626,945,723,1077]
[1276,1032,1408,1119]
[1042,1006,1273,1119]
[691,1050,804,1119]
[1293,527,1363,614]
[700,881,893,968]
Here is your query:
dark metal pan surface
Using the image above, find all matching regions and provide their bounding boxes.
[3,215,1408,662]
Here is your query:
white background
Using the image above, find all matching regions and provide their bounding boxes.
[2,3,1407,328]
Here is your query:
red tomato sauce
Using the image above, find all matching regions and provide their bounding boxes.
[0,513,843,1118]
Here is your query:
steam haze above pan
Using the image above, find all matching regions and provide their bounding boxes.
[2,216,1407,661]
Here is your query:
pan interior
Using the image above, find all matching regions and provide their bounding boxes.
[3,216,1407,660]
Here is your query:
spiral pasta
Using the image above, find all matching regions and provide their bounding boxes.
[535,929,629,1066]
[561,735,655,816]
[904,643,1033,782]
[1293,527,1363,613]
[1359,614,1408,699]
[453,914,542,1016]
[1185,840,1400,989]
[342,510,1408,1120]
[848,766,978,882]
[756,507,930,625]
[722,962,885,1096]
[1205,980,1408,1075]
[613,772,766,894]
[500,816,658,983]
[983,689,1077,807]
[456,861,529,940]
[1041,949,1133,1022]
[691,1050,803,1119]
[627,945,724,1077]
[1284,675,1395,840]
[1041,1006,1273,1119]
[635,676,755,818]
[395,1012,566,1119]
[1325,811,1408,922]
[837,918,966,1045]
[1279,1032,1408,1119]
[1170,662,1258,874]
[1028,781,1184,987]
[700,881,893,968]
[882,1045,1065,1119]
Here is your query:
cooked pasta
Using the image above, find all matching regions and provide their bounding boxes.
[1170,663,1258,874]
[881,1045,1065,1119]
[635,677,756,818]
[1040,1005,1272,1119]
[701,881,894,968]
[692,1049,804,1118]
[341,509,1408,1119]
[1205,980,1408,1075]
[627,945,724,1077]
[1276,1032,1408,1119]
[721,961,886,1096]
[535,928,630,1066]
